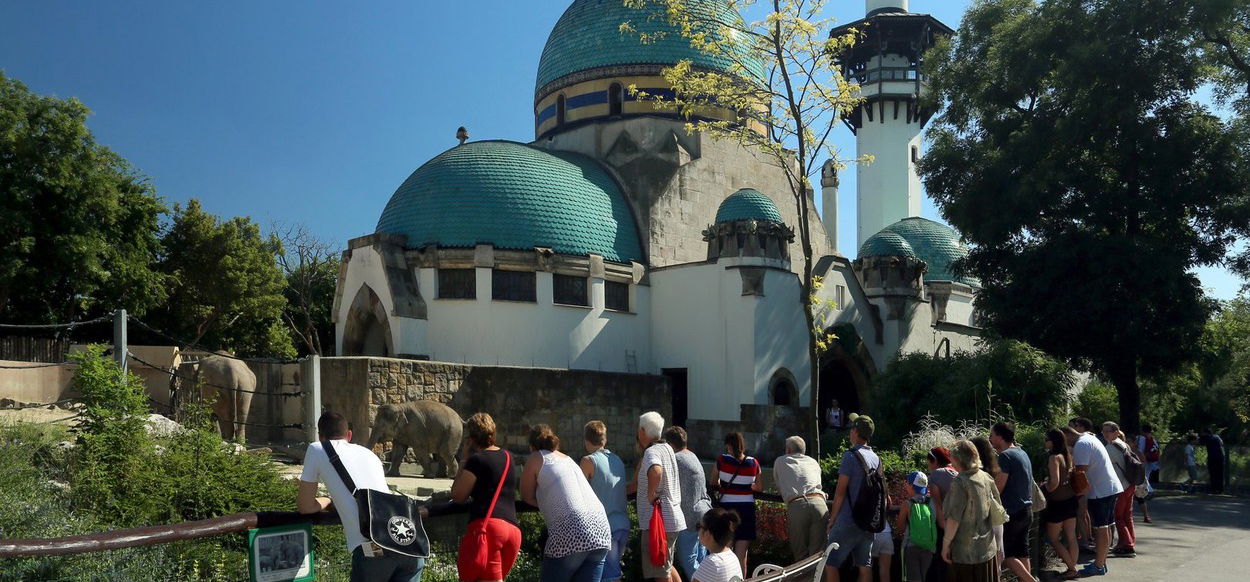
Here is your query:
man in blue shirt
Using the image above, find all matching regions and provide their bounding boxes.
[824,413,880,582]
[991,421,1036,582]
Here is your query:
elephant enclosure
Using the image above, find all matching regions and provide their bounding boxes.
[318,357,670,467]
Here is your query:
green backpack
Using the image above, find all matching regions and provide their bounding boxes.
[908,498,937,551]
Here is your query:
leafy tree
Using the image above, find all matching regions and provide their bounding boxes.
[150,199,292,357]
[623,0,862,455]
[0,72,165,324]
[274,223,340,356]
[919,0,1250,433]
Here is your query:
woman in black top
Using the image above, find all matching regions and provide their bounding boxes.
[450,412,520,582]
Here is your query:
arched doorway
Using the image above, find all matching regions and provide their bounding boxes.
[818,323,875,424]
[769,368,799,407]
[341,284,394,357]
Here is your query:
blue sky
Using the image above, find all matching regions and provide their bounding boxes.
[0,1,1241,299]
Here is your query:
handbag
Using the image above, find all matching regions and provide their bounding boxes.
[463,450,512,576]
[322,440,430,558]
[1071,469,1090,496]
[648,500,668,566]
[1030,480,1048,513]
[714,456,746,506]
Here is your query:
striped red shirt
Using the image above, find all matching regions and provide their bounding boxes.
[717,454,760,504]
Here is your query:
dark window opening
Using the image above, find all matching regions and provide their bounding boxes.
[556,94,567,127]
[492,269,536,302]
[773,379,795,406]
[609,83,623,116]
[553,274,589,306]
[911,145,920,164]
[605,280,630,312]
[437,269,476,299]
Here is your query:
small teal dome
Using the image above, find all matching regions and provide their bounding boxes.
[859,217,975,284]
[376,141,643,263]
[535,0,765,95]
[858,230,916,259]
[715,188,783,223]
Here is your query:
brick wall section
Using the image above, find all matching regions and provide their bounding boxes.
[319,356,670,466]
[686,404,813,465]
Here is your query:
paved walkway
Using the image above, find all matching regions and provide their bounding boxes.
[1067,495,1250,580]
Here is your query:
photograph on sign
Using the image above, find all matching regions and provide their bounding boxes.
[249,525,314,582]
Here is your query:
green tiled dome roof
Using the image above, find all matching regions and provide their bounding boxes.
[376,141,643,263]
[535,0,765,94]
[859,217,975,284]
[715,188,783,223]
[858,230,916,259]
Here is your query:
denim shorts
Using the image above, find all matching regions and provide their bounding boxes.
[600,529,628,582]
[825,520,874,570]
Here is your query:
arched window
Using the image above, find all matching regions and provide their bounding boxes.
[770,368,799,407]
[608,83,623,116]
[556,94,567,127]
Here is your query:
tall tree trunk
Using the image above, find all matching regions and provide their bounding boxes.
[1108,362,1142,435]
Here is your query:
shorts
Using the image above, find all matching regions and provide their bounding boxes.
[1088,495,1117,528]
[1041,496,1078,524]
[722,501,757,540]
[825,520,874,570]
[872,530,895,556]
[458,518,521,582]
[1003,508,1031,558]
[600,529,628,581]
[641,530,678,579]
[901,545,934,582]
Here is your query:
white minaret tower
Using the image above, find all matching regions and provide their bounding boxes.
[832,1,952,250]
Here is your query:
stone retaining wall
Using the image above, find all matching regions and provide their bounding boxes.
[320,357,670,465]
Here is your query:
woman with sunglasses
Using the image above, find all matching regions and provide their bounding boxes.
[690,508,743,582]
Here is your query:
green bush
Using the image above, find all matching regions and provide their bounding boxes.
[1072,381,1120,427]
[870,339,1074,448]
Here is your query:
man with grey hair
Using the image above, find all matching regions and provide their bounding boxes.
[634,411,685,582]
[774,435,828,561]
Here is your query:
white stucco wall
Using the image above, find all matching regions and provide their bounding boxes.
[650,257,812,422]
[857,54,924,249]
[413,267,652,372]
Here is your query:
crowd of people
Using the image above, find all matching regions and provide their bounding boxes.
[298,409,1226,582]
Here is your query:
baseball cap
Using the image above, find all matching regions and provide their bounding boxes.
[907,471,929,496]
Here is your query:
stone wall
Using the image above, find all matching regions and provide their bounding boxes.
[686,404,814,465]
[320,356,670,465]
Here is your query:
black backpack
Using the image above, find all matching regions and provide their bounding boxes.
[851,448,887,533]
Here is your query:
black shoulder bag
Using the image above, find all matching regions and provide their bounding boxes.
[322,439,430,558]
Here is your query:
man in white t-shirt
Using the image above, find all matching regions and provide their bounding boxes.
[633,410,685,582]
[299,411,425,582]
[1069,417,1123,577]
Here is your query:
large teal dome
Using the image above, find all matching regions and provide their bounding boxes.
[858,217,975,284]
[535,0,765,96]
[376,141,643,263]
[715,188,783,223]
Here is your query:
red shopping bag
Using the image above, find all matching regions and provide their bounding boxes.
[648,501,668,566]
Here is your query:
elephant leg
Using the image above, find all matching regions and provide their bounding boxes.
[437,451,458,478]
[386,444,407,477]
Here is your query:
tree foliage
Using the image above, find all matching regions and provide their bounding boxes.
[623,0,863,454]
[869,339,1075,447]
[0,72,165,323]
[150,199,292,357]
[919,0,1250,433]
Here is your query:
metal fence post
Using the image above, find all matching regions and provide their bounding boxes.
[302,355,321,442]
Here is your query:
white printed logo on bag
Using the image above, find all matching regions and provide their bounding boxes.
[388,516,417,545]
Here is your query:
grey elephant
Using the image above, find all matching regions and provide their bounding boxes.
[173,352,256,442]
[367,401,463,478]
